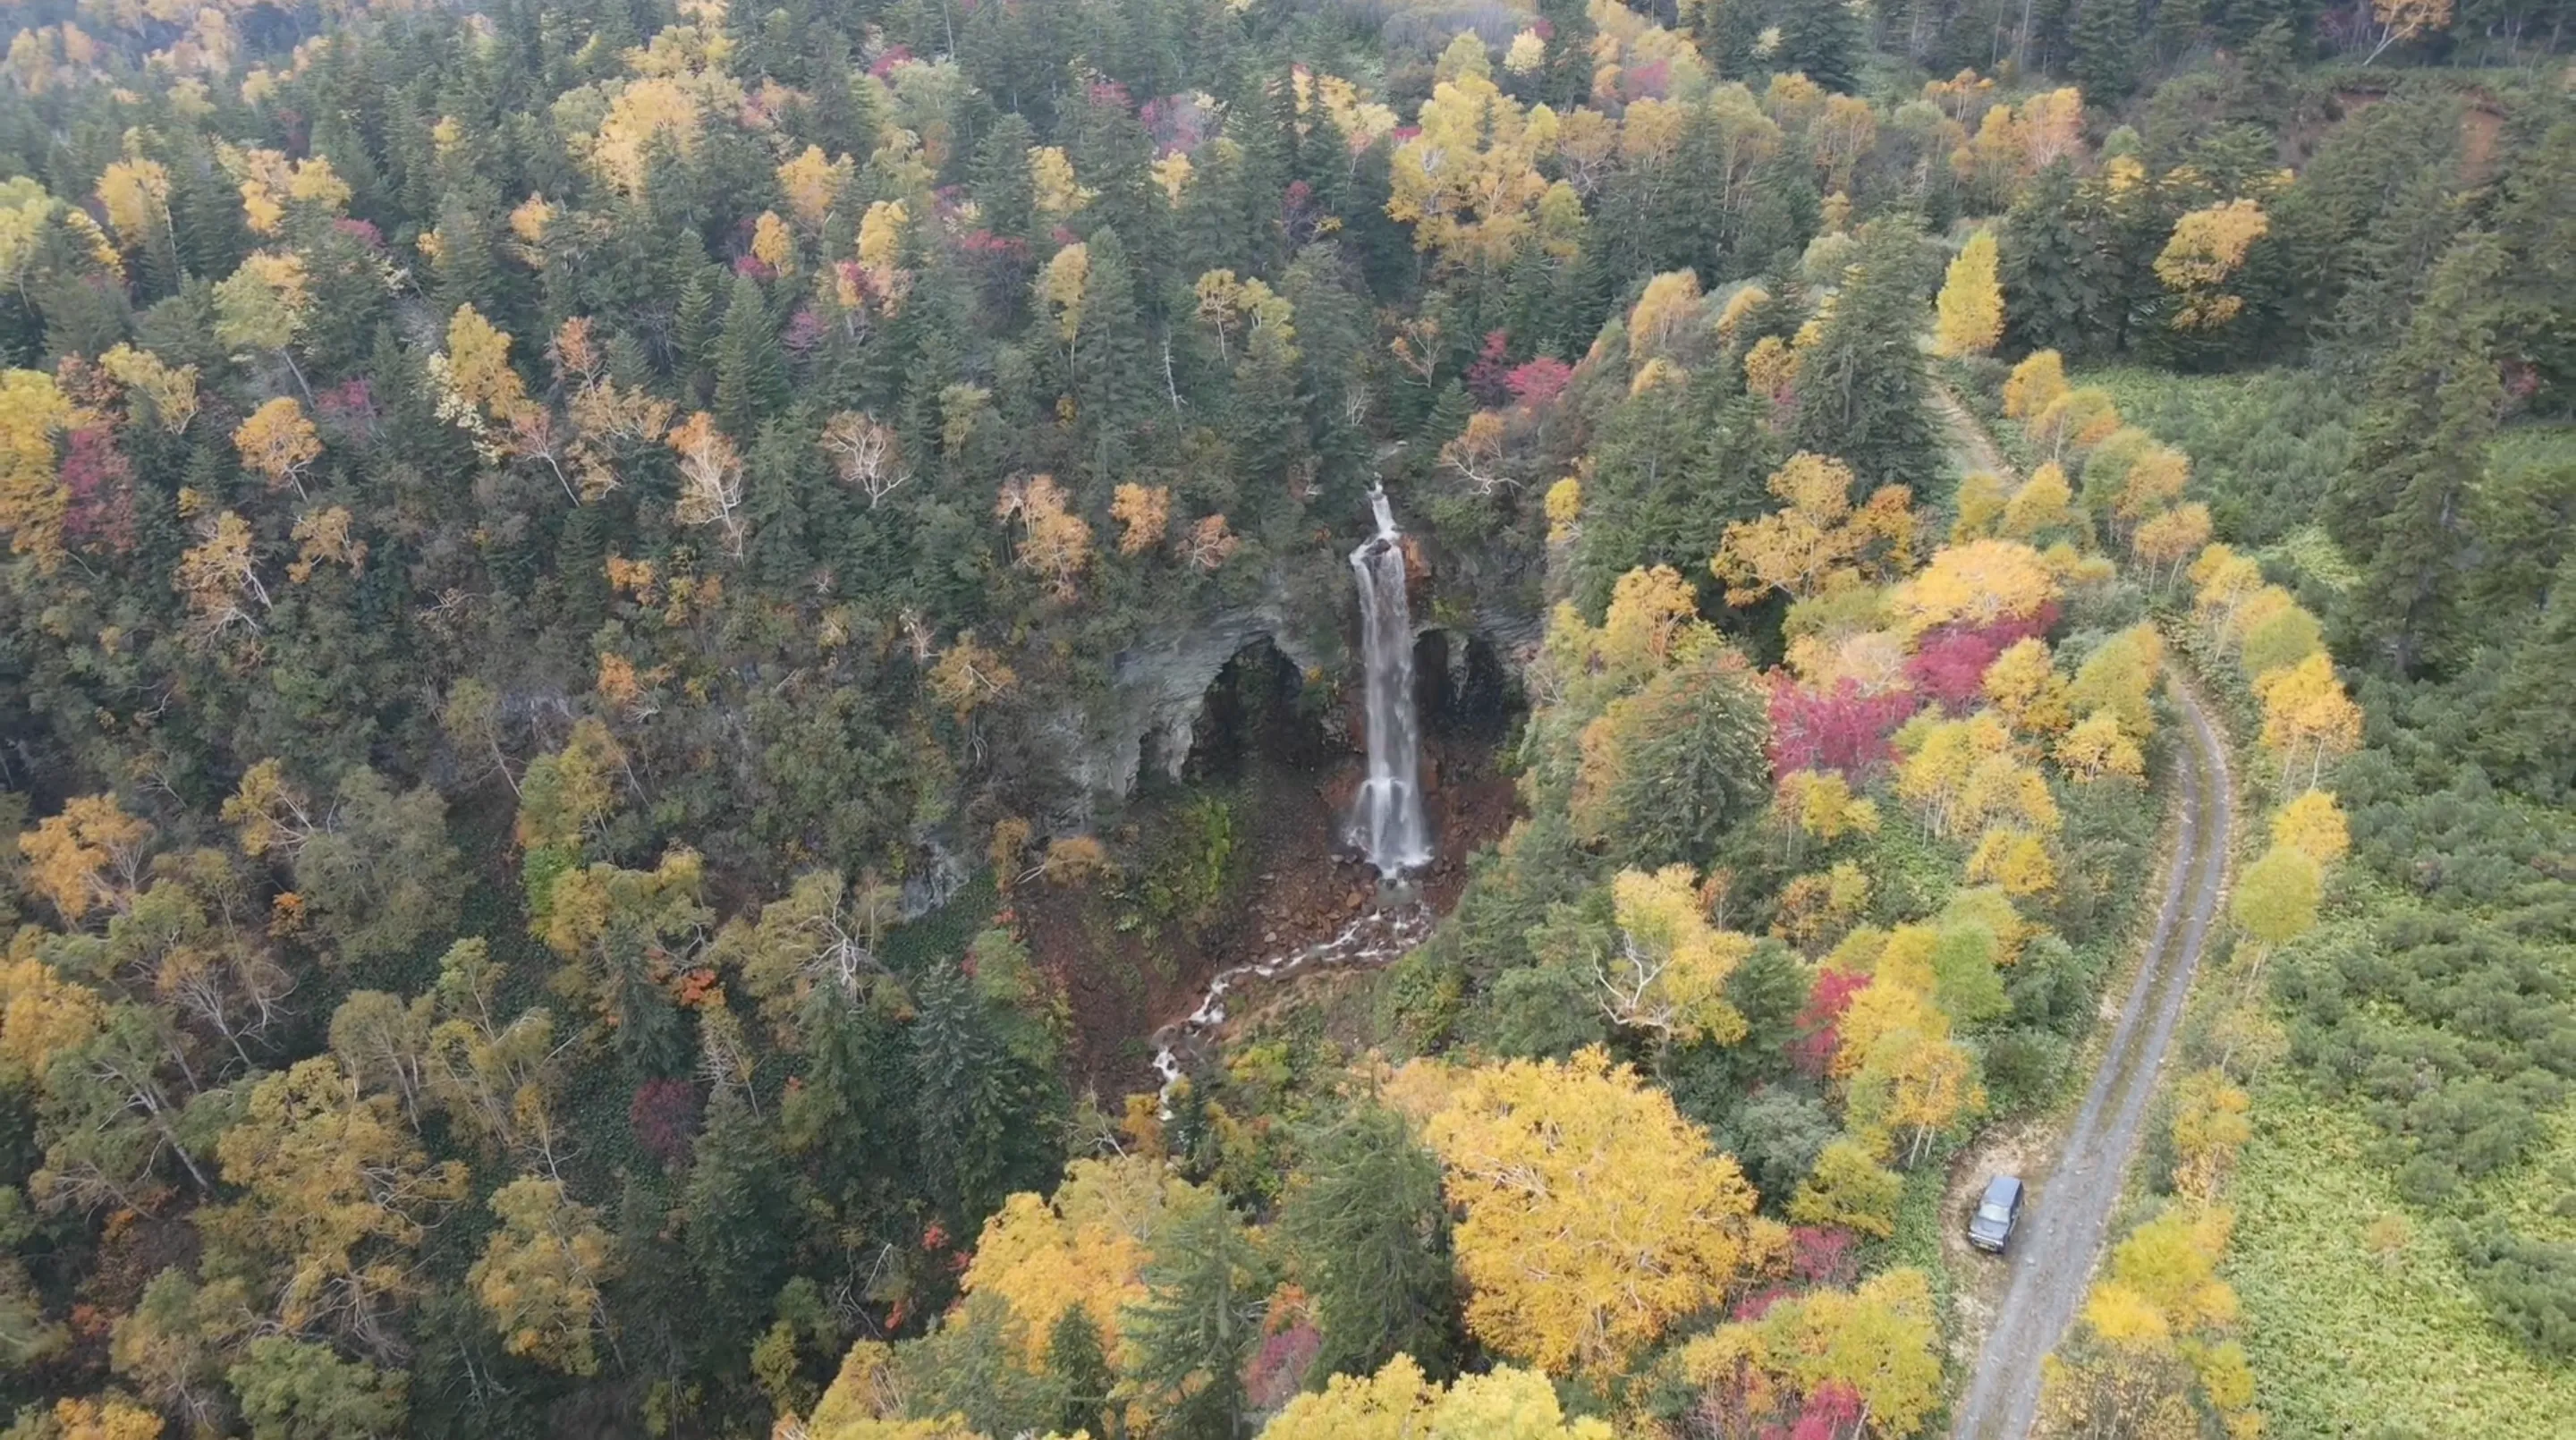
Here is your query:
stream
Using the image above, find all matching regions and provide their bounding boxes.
[1148,900,1431,1099]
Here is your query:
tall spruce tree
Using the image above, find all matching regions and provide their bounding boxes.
[2071,0,2141,101]
[2325,233,2508,677]
[1277,1104,1457,1382]
[1777,0,1863,91]
[907,962,1059,1227]
[1790,217,1941,490]
[713,272,789,436]
[1124,1196,1271,1440]
[2479,555,2576,800]
[1537,0,1601,106]
[1071,227,1157,489]
[1045,1305,1116,1438]
[684,1088,796,1341]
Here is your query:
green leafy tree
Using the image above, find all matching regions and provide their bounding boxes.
[108,1267,248,1431]
[227,1336,407,1440]
[36,1004,226,1211]
[286,768,464,966]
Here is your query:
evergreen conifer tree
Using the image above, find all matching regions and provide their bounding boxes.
[2325,233,2507,677]
[1790,217,1941,488]
[1778,0,1862,91]
[1045,1305,1116,1438]
[713,272,788,435]
[741,419,815,589]
[672,269,721,400]
[433,191,510,326]
[2479,555,2576,800]
[971,114,1039,242]
[1277,1104,1457,1382]
[907,963,1057,1226]
[1124,1197,1271,1440]
[1538,0,1601,106]
[2071,0,2141,101]
[684,1088,795,1339]
[1071,227,1156,486]
[2000,165,2107,357]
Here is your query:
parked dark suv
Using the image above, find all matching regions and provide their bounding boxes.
[1969,1174,2024,1254]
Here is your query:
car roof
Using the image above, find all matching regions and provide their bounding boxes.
[1982,1175,2022,1203]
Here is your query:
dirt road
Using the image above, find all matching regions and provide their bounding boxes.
[1949,684,2233,1438]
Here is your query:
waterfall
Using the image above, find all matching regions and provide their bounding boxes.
[1347,487,1431,876]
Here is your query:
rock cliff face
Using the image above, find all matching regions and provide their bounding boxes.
[1056,599,1543,811]
[1062,601,1335,805]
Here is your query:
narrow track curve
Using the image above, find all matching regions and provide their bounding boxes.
[1951,683,2233,1439]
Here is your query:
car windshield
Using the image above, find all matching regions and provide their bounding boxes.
[1977,1203,2008,1223]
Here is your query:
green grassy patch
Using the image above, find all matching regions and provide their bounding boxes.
[2072,364,2360,550]
[2231,1084,2576,1438]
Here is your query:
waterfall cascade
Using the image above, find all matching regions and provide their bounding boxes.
[1347,487,1432,877]
[1148,490,1438,1106]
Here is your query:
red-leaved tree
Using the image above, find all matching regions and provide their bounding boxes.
[1903,603,2061,711]
[1768,676,1922,780]
[629,1078,702,1168]
[1787,968,1871,1078]
[60,425,137,556]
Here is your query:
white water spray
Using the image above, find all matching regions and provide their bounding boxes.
[1347,487,1431,877]
[1150,904,1429,1106]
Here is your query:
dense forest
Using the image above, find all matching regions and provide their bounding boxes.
[0,0,2569,1436]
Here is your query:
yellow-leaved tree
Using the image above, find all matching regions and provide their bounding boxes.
[2270,789,2349,866]
[958,1155,1201,1368]
[775,145,852,228]
[2065,624,2166,740]
[0,367,74,566]
[1590,865,1755,1044]
[2156,199,2269,330]
[2230,843,2322,955]
[1419,1047,1781,1377]
[1258,1354,1612,1439]
[18,793,152,925]
[2042,1206,2257,1439]
[1933,229,2003,357]
[2055,707,2146,783]
[1891,538,2057,635]
[995,473,1092,601]
[2252,652,2362,791]
[1983,637,2072,735]
[1387,35,1558,271]
[1109,482,1173,555]
[233,396,321,500]
[469,1175,622,1376]
[208,1056,470,1337]
[2002,349,2066,420]
[1894,711,2059,840]
[1711,452,1916,607]
[99,345,199,435]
